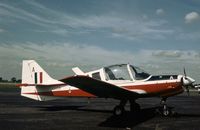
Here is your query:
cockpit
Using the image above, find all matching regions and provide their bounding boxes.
[104,64,150,81]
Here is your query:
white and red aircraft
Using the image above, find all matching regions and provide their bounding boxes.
[17,60,200,116]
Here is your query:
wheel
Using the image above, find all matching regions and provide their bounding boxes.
[113,105,125,116]
[130,103,141,113]
[162,105,171,117]
[163,109,170,116]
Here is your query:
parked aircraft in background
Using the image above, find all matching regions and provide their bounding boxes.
[17,60,200,116]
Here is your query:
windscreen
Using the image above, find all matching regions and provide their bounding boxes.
[105,64,131,80]
[130,65,150,80]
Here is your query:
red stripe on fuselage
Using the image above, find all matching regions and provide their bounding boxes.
[16,83,66,87]
[23,89,96,97]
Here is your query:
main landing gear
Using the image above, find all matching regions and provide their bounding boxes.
[113,100,141,116]
[113,98,174,117]
[113,100,126,116]
[158,98,172,117]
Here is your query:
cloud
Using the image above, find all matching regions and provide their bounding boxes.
[110,18,173,40]
[0,42,136,78]
[0,43,148,62]
[0,28,4,32]
[177,32,200,40]
[151,50,182,58]
[156,9,165,16]
[141,50,200,64]
[0,42,200,82]
[185,12,200,23]
[135,50,200,79]
[0,0,175,41]
[2,43,199,67]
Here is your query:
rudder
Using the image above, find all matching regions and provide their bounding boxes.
[22,60,61,85]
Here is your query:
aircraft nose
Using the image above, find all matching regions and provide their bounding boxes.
[183,76,195,85]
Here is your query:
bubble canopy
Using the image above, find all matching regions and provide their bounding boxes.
[104,64,150,81]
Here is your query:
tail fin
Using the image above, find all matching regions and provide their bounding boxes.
[22,60,61,85]
[20,60,63,101]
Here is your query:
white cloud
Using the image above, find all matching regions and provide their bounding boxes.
[147,49,198,57]
[0,44,123,78]
[0,42,136,78]
[2,43,199,67]
[0,42,200,82]
[156,9,165,16]
[185,12,200,23]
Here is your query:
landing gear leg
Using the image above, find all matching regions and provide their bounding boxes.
[113,100,127,116]
[159,98,171,116]
[130,100,141,113]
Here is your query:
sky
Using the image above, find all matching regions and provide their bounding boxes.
[0,0,200,82]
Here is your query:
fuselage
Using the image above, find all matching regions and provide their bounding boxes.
[25,76,183,100]
[19,62,187,101]
[22,64,184,100]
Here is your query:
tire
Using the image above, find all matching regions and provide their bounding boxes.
[113,105,125,116]
[162,106,171,117]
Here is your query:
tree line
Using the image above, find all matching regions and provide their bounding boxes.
[0,77,21,83]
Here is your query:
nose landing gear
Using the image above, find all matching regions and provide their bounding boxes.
[158,98,172,117]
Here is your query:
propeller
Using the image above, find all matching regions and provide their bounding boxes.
[182,68,195,96]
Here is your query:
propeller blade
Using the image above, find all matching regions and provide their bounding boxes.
[181,77,184,85]
[183,67,189,80]
[181,77,190,96]
[184,67,186,77]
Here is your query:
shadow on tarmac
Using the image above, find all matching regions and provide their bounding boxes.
[38,105,84,111]
[38,105,157,128]
[36,105,200,128]
[37,105,113,113]
[99,107,156,128]
[175,113,200,118]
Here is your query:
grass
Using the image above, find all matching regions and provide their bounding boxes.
[0,83,17,88]
[0,83,19,92]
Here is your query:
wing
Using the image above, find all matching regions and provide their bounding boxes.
[60,76,139,100]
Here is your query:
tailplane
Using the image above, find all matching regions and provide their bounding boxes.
[72,67,85,75]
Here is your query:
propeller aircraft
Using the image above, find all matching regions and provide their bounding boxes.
[17,60,200,116]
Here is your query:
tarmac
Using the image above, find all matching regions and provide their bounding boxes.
[1,87,200,130]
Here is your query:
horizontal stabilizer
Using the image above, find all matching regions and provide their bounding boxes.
[72,67,85,75]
